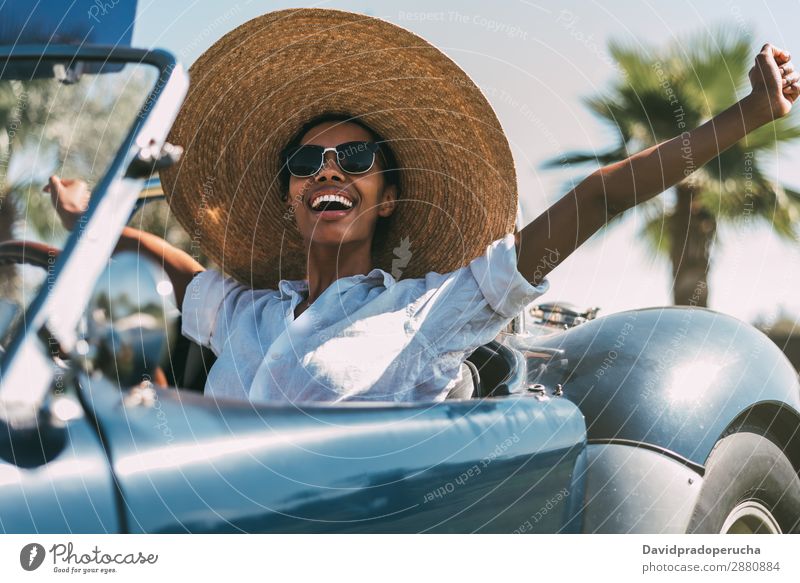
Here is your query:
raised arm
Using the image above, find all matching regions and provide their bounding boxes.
[516,43,800,285]
[46,176,204,307]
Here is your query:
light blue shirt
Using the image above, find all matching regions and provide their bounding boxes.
[181,234,548,403]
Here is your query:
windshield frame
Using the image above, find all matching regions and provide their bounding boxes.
[0,45,188,423]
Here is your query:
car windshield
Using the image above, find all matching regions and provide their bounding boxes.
[0,58,158,350]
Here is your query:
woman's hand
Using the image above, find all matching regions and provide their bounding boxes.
[43,175,90,231]
[745,43,800,124]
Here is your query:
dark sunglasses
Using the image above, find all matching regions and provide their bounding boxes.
[284,141,381,178]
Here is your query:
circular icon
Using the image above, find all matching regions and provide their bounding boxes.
[20,543,45,571]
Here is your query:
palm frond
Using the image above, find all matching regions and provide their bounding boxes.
[700,168,800,240]
[743,116,800,150]
[607,40,665,93]
[785,185,800,204]
[673,26,752,113]
[639,206,672,259]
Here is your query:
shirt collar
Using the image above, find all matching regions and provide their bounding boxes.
[277,268,396,300]
[277,278,307,300]
[364,268,396,288]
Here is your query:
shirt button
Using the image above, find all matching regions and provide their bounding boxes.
[270,352,282,360]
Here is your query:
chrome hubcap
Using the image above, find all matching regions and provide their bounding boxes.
[721,501,782,534]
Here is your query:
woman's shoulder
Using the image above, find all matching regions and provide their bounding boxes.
[186,268,284,308]
[396,233,518,284]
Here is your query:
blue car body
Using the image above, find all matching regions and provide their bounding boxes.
[3,303,798,533]
[0,37,798,533]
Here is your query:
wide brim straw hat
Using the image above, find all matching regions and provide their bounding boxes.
[160,8,518,289]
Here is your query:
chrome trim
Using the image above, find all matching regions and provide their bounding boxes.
[721,501,782,534]
[587,437,706,475]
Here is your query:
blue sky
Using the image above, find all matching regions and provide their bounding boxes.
[132,0,800,324]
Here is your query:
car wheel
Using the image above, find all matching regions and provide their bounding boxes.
[686,429,800,534]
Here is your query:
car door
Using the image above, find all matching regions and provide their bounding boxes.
[81,372,587,533]
[0,378,121,533]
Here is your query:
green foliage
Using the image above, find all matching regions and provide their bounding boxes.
[544,26,800,252]
[1,66,155,243]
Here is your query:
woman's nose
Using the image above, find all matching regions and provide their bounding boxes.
[315,151,344,182]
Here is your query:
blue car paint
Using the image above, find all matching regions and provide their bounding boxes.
[579,443,703,533]
[0,45,183,534]
[79,374,587,533]
[0,0,137,46]
[0,393,121,534]
[528,307,800,468]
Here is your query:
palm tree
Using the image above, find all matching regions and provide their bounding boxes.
[545,29,800,306]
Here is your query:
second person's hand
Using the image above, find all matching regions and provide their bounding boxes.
[44,175,91,231]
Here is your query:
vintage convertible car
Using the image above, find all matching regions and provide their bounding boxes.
[1,40,799,534]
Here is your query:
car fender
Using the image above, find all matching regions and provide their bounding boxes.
[530,307,800,470]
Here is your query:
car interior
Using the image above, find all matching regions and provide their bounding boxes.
[163,317,519,401]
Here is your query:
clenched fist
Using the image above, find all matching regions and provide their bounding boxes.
[43,175,90,231]
[748,43,800,122]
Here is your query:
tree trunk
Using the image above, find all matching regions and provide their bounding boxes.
[669,182,715,306]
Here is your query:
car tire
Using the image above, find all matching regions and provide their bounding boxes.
[686,429,800,533]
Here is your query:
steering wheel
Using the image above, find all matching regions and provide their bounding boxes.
[0,240,204,390]
[0,240,64,358]
[0,240,59,268]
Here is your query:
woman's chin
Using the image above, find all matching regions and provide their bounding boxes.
[300,215,371,248]
[306,230,365,248]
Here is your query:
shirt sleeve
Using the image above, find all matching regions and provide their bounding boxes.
[411,233,549,355]
[181,269,253,356]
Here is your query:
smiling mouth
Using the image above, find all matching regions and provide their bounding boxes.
[308,190,356,215]
[311,195,353,212]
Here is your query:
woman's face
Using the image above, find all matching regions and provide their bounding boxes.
[287,121,397,249]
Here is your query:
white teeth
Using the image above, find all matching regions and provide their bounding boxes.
[311,194,354,210]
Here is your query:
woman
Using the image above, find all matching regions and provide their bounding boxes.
[49,9,799,403]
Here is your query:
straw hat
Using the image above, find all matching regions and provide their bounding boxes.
[160,8,518,289]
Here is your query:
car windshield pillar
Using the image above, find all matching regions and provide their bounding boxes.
[0,46,188,424]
